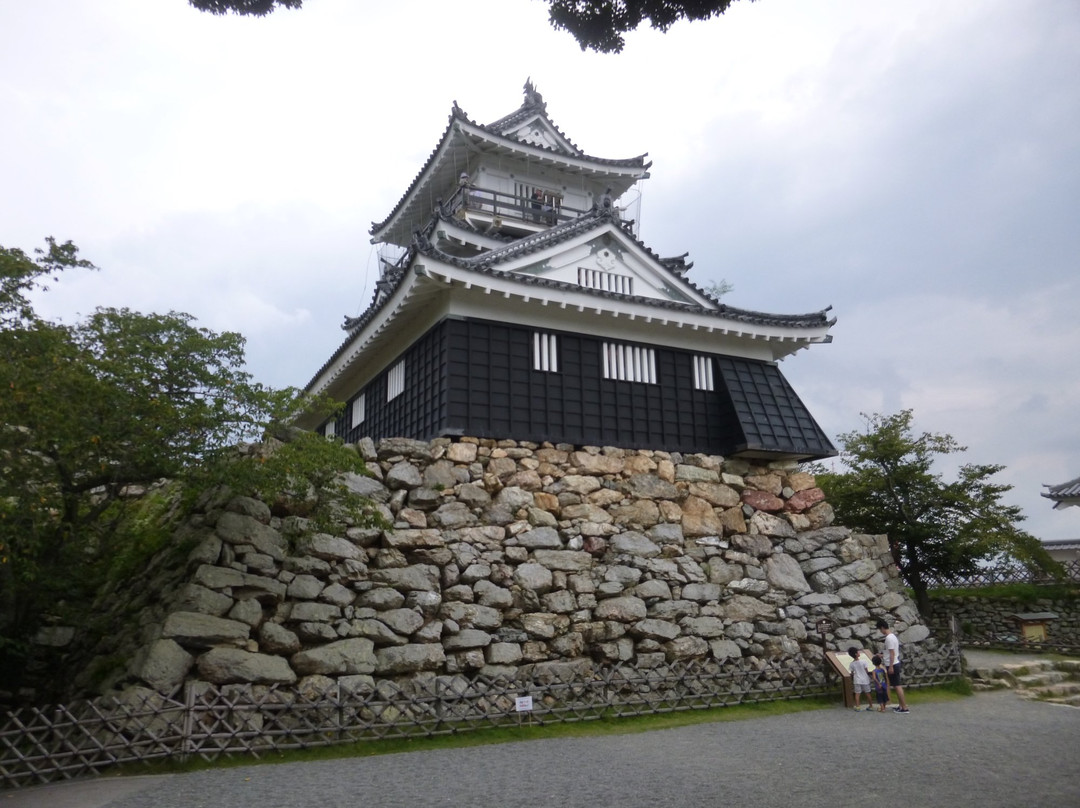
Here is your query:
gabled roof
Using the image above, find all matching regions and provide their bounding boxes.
[369,83,650,246]
[1043,476,1080,510]
[311,206,834,400]
[413,206,835,332]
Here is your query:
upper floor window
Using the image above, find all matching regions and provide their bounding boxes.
[579,267,633,295]
[602,342,656,384]
[533,332,559,372]
[323,421,336,439]
[387,359,405,401]
[351,392,366,426]
[693,355,715,391]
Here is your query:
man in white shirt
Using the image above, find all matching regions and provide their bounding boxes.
[877,619,910,713]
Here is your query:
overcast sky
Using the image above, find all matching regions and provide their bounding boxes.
[3,0,1077,541]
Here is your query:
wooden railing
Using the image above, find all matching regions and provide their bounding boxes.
[446,185,598,228]
[923,559,1080,590]
[0,646,961,790]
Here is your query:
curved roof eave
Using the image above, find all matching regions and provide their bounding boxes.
[369,108,649,243]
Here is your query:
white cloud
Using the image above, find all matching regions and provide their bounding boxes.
[3,0,1078,540]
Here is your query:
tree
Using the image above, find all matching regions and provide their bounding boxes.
[813,410,1056,617]
[704,279,734,299]
[1,240,377,692]
[548,0,747,53]
[187,0,301,15]
[187,0,751,54]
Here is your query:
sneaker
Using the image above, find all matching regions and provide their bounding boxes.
[893,707,910,713]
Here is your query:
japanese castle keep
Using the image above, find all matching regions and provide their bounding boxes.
[304,82,836,461]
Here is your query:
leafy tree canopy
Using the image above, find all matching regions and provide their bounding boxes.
[548,0,746,52]
[187,0,750,54]
[812,410,1057,616]
[1,240,378,692]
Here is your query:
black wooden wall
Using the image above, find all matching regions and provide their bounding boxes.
[325,316,834,459]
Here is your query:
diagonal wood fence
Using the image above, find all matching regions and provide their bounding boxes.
[0,645,962,791]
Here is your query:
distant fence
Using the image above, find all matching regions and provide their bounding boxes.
[0,646,961,791]
[924,560,1080,590]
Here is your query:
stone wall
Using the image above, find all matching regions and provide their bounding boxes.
[928,593,1080,645]
[68,437,936,699]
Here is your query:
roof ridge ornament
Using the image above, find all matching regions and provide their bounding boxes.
[523,78,546,111]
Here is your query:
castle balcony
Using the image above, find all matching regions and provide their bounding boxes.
[445,184,628,238]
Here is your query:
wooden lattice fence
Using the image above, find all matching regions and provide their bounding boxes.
[0,645,961,791]
[923,560,1080,590]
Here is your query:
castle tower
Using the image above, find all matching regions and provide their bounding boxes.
[303,82,836,461]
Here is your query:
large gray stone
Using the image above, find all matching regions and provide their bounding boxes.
[765,553,812,593]
[374,643,445,674]
[514,562,553,592]
[292,638,376,676]
[532,549,593,572]
[338,471,391,502]
[594,596,648,622]
[258,622,301,655]
[440,602,503,630]
[623,474,679,500]
[385,460,423,489]
[516,526,563,549]
[443,629,492,651]
[294,533,364,562]
[709,639,743,661]
[288,602,341,623]
[371,564,440,592]
[170,583,233,617]
[680,616,726,638]
[162,612,250,648]
[610,531,661,558]
[198,648,297,685]
[215,512,287,561]
[631,618,680,641]
[130,639,193,693]
[379,608,425,636]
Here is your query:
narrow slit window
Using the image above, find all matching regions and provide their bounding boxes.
[602,342,655,383]
[387,359,405,401]
[533,332,559,372]
[324,421,336,439]
[351,393,366,426]
[577,267,633,295]
[693,355,714,391]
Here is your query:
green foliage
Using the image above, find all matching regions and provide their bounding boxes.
[548,0,749,53]
[0,239,380,692]
[187,0,752,55]
[815,410,1059,616]
[187,0,301,16]
[703,279,734,299]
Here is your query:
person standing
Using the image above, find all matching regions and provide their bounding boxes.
[877,619,909,713]
[871,655,890,711]
[848,647,872,711]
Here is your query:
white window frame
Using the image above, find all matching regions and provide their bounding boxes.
[602,342,656,384]
[351,392,366,426]
[693,355,714,391]
[324,421,336,439]
[533,332,559,372]
[387,359,405,401]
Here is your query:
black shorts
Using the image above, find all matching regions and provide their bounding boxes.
[887,662,903,687]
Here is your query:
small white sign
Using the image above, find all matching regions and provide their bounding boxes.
[515,695,534,713]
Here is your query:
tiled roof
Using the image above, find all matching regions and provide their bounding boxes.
[412,207,835,330]
[369,88,648,238]
[1043,476,1080,508]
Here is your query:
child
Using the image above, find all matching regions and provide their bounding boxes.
[848,647,872,711]
[871,654,890,712]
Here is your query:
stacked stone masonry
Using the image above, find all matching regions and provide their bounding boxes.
[75,437,934,697]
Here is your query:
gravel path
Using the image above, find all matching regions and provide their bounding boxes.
[15,689,1077,808]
